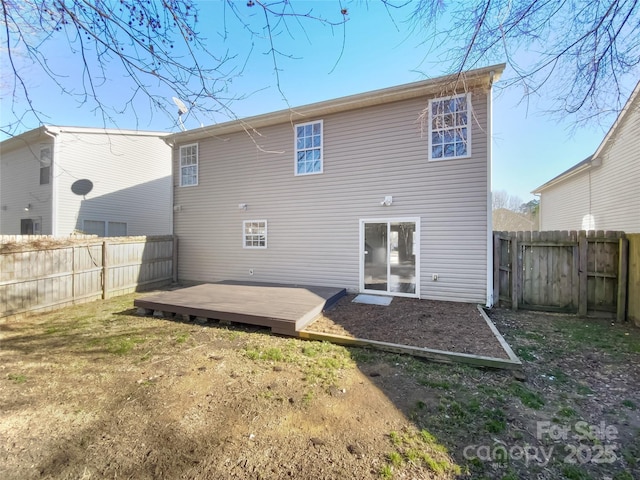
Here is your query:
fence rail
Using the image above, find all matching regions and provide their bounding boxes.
[494,230,628,320]
[0,235,175,319]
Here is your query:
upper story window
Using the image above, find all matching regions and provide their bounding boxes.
[243,220,267,248]
[180,143,198,186]
[295,120,323,175]
[428,93,471,160]
[40,146,51,185]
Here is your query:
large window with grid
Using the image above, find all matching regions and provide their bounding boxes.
[295,120,323,175]
[428,94,471,160]
[179,143,198,186]
[243,220,267,248]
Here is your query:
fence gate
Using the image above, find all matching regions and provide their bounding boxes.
[494,231,628,320]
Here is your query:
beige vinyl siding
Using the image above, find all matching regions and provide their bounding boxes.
[539,173,591,230]
[0,140,54,234]
[588,104,640,232]
[539,103,640,233]
[173,90,489,303]
[54,131,172,236]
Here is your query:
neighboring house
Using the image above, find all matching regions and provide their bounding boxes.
[0,126,172,236]
[533,81,640,233]
[493,208,536,231]
[167,64,505,305]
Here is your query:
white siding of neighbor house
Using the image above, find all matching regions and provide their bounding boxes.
[539,103,640,233]
[173,90,490,303]
[54,131,172,236]
[539,173,591,231]
[0,134,54,234]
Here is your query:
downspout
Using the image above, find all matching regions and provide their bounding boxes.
[164,136,176,236]
[486,71,495,307]
[43,127,59,235]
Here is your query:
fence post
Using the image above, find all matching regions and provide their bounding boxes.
[618,237,629,322]
[493,232,500,306]
[72,246,76,301]
[578,233,588,316]
[172,235,179,284]
[102,240,109,300]
[510,234,518,311]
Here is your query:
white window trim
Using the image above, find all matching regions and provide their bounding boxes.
[242,220,267,249]
[358,217,421,299]
[294,119,323,176]
[40,145,52,185]
[179,143,199,187]
[428,93,472,161]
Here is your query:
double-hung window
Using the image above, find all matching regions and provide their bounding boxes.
[295,120,323,175]
[40,146,52,185]
[180,143,198,186]
[243,220,267,248]
[428,94,471,160]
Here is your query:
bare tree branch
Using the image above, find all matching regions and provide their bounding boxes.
[1,0,638,136]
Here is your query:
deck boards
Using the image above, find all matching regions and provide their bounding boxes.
[134,282,346,335]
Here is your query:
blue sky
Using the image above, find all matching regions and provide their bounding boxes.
[1,0,629,202]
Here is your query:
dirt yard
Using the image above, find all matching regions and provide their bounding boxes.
[308,295,510,359]
[1,291,639,479]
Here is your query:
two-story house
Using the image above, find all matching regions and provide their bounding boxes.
[166,64,504,305]
[0,126,172,236]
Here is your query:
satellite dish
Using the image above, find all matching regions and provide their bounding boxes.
[71,179,93,196]
[172,96,188,115]
[172,97,188,131]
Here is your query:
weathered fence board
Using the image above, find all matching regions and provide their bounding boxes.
[495,230,628,318]
[0,235,175,318]
[628,234,640,327]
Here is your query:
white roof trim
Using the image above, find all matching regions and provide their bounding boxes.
[591,80,640,161]
[532,80,640,194]
[166,64,505,145]
[1,125,169,154]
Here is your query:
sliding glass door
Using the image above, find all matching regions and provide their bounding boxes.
[361,219,418,297]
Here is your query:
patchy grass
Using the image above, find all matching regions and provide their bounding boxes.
[2,293,640,480]
[7,373,27,384]
[382,428,460,478]
[509,382,545,409]
[552,318,640,355]
[175,332,189,344]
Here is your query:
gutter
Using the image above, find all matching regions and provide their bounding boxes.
[166,63,506,145]
[486,70,495,307]
[531,160,593,194]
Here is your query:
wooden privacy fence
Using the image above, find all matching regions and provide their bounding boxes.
[629,234,640,327]
[494,230,629,320]
[0,235,176,319]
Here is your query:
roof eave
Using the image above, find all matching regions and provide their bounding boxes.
[0,126,53,154]
[591,79,640,161]
[166,63,506,145]
[532,161,593,194]
[532,79,640,195]
[1,125,170,154]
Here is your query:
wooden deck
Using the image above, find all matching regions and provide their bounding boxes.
[134,282,346,336]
